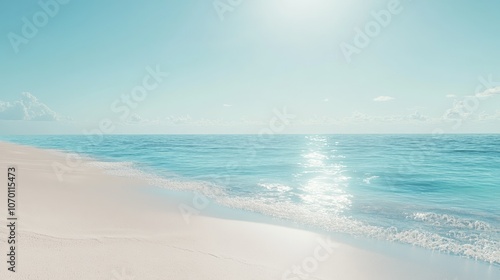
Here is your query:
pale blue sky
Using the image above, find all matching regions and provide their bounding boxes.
[1,0,499,134]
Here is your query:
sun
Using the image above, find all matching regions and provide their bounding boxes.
[259,0,349,34]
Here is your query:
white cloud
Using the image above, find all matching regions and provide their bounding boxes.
[408,111,429,122]
[446,94,457,98]
[478,111,500,121]
[0,92,64,121]
[351,111,372,122]
[443,100,471,122]
[475,86,500,98]
[165,115,193,125]
[293,111,435,125]
[122,114,159,125]
[373,96,395,102]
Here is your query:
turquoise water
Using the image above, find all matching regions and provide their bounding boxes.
[2,134,499,264]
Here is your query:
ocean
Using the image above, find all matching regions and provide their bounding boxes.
[2,134,499,265]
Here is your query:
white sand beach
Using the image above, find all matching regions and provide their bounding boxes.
[0,141,495,280]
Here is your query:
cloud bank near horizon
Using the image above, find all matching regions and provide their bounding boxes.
[0,92,65,121]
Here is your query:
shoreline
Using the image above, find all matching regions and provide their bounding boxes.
[0,141,498,279]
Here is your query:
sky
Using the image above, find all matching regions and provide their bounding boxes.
[1,0,499,134]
